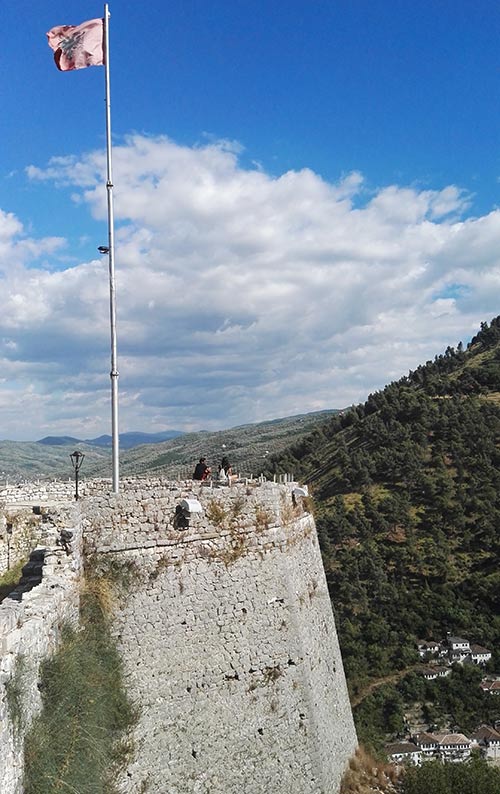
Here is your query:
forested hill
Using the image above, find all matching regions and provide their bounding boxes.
[269,316,500,691]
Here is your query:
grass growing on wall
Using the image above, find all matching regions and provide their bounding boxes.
[23,578,137,794]
[0,559,25,604]
[5,654,29,734]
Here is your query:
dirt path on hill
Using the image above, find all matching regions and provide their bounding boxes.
[351,665,420,707]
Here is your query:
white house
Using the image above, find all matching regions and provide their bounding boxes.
[434,732,471,762]
[418,665,451,680]
[447,636,471,663]
[413,732,439,757]
[471,725,500,762]
[417,640,440,658]
[418,633,491,667]
[386,741,421,766]
[419,667,439,680]
[469,644,492,665]
[447,636,470,652]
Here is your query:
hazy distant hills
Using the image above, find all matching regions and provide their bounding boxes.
[0,410,336,481]
[36,436,82,447]
[36,430,185,450]
[0,440,111,481]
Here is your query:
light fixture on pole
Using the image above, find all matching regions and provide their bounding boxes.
[70,450,85,501]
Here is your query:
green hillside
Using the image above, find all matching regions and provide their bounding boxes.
[0,440,110,481]
[0,411,335,482]
[268,317,500,727]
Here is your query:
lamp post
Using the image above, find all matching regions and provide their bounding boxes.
[70,450,85,501]
[6,523,12,570]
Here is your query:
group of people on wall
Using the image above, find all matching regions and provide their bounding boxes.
[192,456,235,483]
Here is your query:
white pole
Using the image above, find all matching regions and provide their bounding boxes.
[103,4,119,493]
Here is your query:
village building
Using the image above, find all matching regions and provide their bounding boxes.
[480,679,500,695]
[471,725,500,762]
[385,742,421,766]
[417,640,440,658]
[418,665,451,680]
[433,732,472,762]
[412,732,438,757]
[469,644,492,665]
[387,726,500,766]
[416,633,492,667]
[447,637,471,663]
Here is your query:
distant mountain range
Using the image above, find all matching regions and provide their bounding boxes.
[36,430,185,450]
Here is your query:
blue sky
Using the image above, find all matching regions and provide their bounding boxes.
[1,0,500,440]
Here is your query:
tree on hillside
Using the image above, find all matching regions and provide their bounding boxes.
[268,316,500,749]
[402,757,500,794]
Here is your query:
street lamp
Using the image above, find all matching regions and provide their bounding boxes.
[70,450,85,501]
[6,523,12,570]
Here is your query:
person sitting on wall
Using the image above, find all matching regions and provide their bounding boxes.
[193,457,211,480]
[217,463,228,483]
[218,456,236,483]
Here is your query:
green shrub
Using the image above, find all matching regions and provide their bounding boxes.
[0,558,26,604]
[6,655,29,733]
[402,757,500,794]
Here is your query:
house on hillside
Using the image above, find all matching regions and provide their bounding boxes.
[446,636,471,663]
[413,732,439,757]
[417,640,440,658]
[416,634,492,666]
[481,679,500,695]
[418,665,451,680]
[471,725,500,762]
[389,723,500,768]
[386,741,421,766]
[433,732,472,762]
[469,644,492,665]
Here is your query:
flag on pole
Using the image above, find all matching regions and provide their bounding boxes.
[47,18,104,71]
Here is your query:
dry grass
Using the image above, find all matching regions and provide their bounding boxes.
[83,574,117,616]
[22,579,137,794]
[340,746,401,794]
[206,499,229,528]
[255,505,273,533]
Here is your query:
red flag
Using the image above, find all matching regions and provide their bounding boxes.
[47,18,104,71]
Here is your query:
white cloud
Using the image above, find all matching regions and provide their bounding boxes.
[0,133,497,440]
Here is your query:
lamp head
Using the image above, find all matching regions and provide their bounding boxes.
[70,450,85,471]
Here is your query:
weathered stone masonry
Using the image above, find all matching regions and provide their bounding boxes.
[0,477,357,794]
[0,503,83,794]
[84,479,357,794]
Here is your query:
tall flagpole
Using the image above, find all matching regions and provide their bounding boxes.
[103,4,119,493]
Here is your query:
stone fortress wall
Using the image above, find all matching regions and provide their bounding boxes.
[84,478,357,794]
[0,481,75,572]
[0,503,83,794]
[0,477,357,794]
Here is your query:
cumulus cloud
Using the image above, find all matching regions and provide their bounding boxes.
[0,134,498,439]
